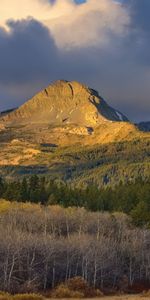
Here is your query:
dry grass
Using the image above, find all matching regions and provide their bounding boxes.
[48,296,150,300]
[0,140,40,166]
[0,293,147,300]
[73,297,149,300]
[0,293,44,300]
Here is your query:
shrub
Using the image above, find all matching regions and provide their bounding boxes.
[51,277,103,298]
[51,284,84,298]
[66,277,103,297]
[66,277,88,292]
[142,290,150,297]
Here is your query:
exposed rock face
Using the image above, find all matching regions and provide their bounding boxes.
[0,80,144,148]
[2,80,128,126]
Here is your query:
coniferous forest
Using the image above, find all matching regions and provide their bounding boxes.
[0,175,150,227]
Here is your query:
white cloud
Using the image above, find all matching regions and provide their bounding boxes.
[0,0,52,27]
[0,0,130,49]
[48,0,130,49]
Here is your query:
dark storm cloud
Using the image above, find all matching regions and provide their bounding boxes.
[0,18,58,85]
[123,0,150,66]
[126,0,150,32]
[0,0,150,122]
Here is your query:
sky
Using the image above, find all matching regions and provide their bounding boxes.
[0,0,150,122]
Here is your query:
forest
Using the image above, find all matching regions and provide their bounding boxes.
[0,175,150,294]
[0,175,150,227]
[0,200,150,294]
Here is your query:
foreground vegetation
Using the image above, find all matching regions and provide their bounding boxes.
[0,293,44,300]
[0,176,150,227]
[0,293,150,300]
[0,200,150,294]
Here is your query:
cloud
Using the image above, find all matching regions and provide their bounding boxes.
[0,0,130,49]
[125,0,150,32]
[0,0,150,122]
[0,0,52,29]
[124,0,150,66]
[0,18,57,85]
[46,0,130,49]
[0,18,59,112]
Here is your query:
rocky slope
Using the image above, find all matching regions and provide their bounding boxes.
[0,80,139,147]
[1,80,128,126]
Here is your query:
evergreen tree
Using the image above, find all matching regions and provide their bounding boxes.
[20,178,29,202]
[0,176,5,197]
[29,175,40,203]
[39,177,48,205]
[4,181,21,202]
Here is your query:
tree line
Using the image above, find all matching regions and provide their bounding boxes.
[0,175,150,227]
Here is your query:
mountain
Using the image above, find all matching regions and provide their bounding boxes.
[2,80,128,125]
[0,80,150,186]
[0,80,138,146]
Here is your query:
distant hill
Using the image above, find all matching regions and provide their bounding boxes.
[138,121,150,132]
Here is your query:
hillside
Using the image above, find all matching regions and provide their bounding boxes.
[0,80,150,185]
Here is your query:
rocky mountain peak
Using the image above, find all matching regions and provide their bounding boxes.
[2,80,128,126]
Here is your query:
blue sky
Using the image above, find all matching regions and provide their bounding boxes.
[0,0,150,122]
[74,0,86,3]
